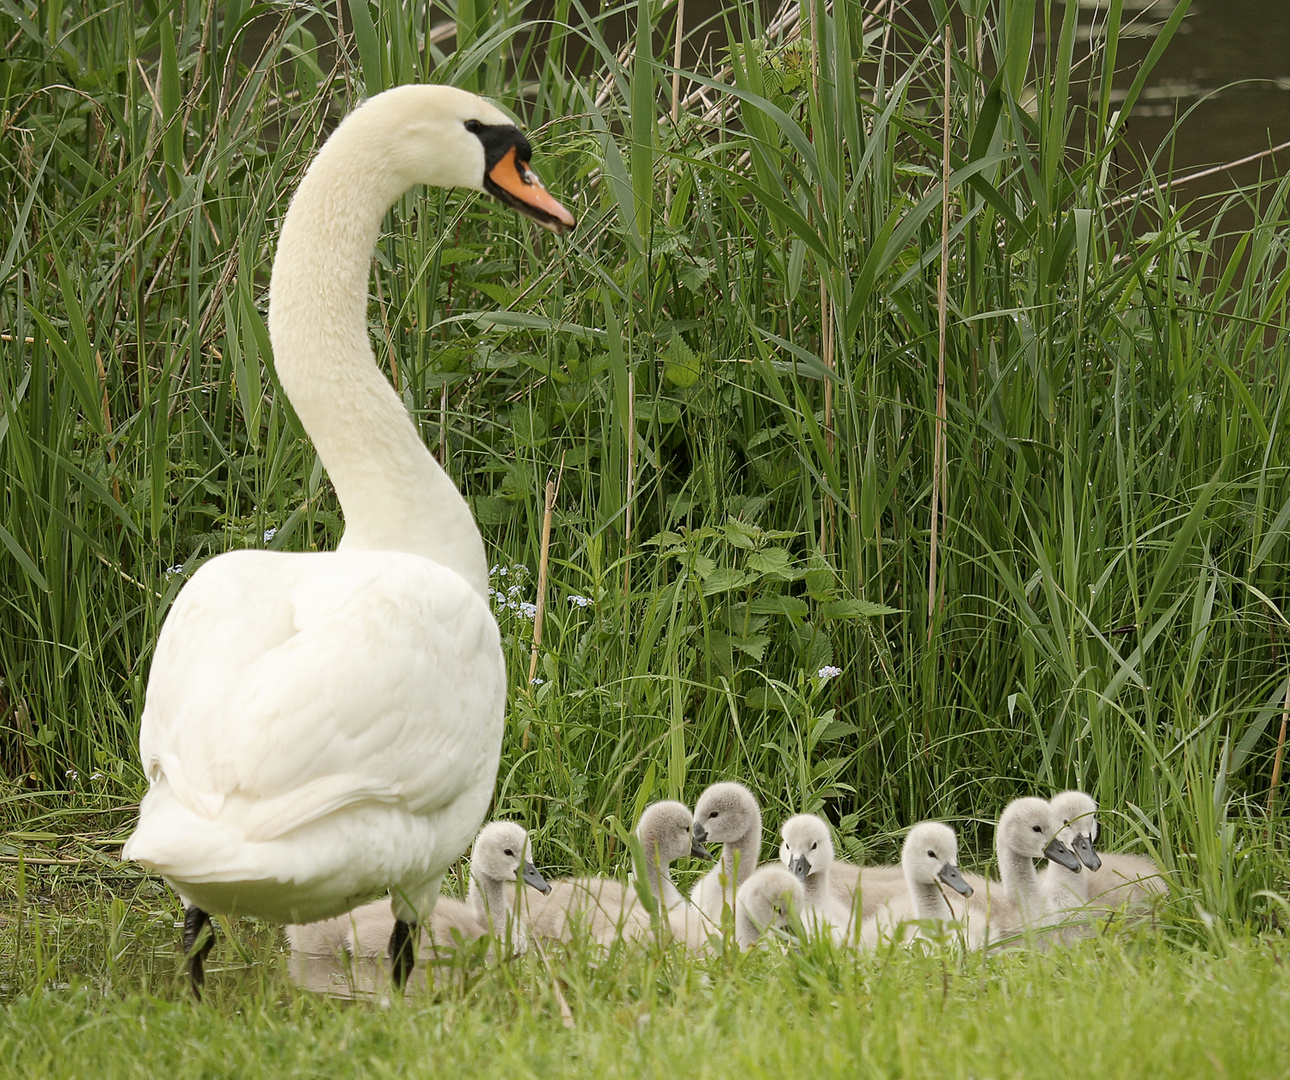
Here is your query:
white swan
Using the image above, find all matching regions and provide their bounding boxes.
[1040,789,1100,939]
[857,821,974,948]
[689,782,762,922]
[778,813,853,941]
[286,820,550,961]
[122,85,575,996]
[734,864,806,950]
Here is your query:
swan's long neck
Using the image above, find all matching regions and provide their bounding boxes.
[268,115,488,596]
[469,873,519,942]
[725,809,762,887]
[998,846,1046,923]
[906,870,953,922]
[641,844,682,909]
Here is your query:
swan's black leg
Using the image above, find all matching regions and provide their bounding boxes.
[388,918,417,989]
[183,905,215,1000]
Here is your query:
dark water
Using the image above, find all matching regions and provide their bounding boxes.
[1107,0,1290,206]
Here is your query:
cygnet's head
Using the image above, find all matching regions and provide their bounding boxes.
[472,821,551,894]
[1050,790,1101,871]
[996,797,1082,872]
[337,86,575,233]
[637,800,713,865]
[901,821,973,896]
[735,865,805,948]
[692,782,760,847]
[779,814,835,883]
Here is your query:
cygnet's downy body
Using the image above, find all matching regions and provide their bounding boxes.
[779,814,853,941]
[517,800,712,946]
[858,821,974,948]
[734,864,806,950]
[689,782,762,923]
[286,820,550,961]
[1040,790,1101,937]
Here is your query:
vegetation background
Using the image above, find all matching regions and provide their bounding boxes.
[0,0,1288,1071]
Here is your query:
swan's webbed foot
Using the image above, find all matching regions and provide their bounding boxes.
[388,918,417,989]
[183,906,215,1001]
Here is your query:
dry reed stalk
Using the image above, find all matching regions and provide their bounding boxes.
[927,26,951,636]
[528,469,560,687]
[623,367,636,593]
[1267,676,1290,815]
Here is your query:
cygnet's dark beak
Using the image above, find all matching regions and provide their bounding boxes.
[937,862,974,897]
[690,836,714,861]
[1071,833,1102,872]
[1043,837,1083,873]
[787,854,811,882]
[522,861,552,895]
[692,821,708,844]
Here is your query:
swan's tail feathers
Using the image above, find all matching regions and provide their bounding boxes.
[123,781,260,884]
[123,773,406,880]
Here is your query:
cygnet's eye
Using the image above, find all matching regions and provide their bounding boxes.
[503,848,514,857]
[810,841,818,851]
[927,850,937,859]
[1032,825,1042,833]
[709,811,719,819]
[1063,819,1070,826]
[464,119,483,134]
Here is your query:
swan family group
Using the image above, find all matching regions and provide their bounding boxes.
[287,782,1166,966]
[118,83,1164,998]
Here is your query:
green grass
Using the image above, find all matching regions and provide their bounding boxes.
[1,0,1289,1069]
[0,871,1286,1079]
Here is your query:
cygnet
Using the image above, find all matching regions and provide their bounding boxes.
[689,782,762,923]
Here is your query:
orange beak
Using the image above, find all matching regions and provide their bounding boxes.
[486,146,576,233]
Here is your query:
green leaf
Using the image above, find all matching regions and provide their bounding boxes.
[821,599,899,619]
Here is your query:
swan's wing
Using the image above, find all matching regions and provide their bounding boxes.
[139,550,505,840]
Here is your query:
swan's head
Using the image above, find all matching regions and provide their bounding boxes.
[996,797,1082,872]
[351,85,576,234]
[735,864,805,949]
[1050,790,1101,871]
[473,821,551,894]
[637,800,713,865]
[691,781,760,846]
[901,821,973,896]
[778,814,834,883]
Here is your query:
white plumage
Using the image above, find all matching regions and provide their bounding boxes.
[122,86,574,989]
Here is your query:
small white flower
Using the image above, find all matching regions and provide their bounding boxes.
[490,564,501,576]
[64,769,79,781]
[263,527,277,543]
[507,583,524,597]
[497,566,509,577]
[518,601,537,619]
[817,665,842,680]
[163,565,183,579]
[568,595,593,608]
[90,772,104,780]
[530,677,545,686]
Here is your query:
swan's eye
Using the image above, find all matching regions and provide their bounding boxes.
[1063,819,1070,826]
[1032,825,1042,833]
[810,841,817,851]
[927,850,937,858]
[464,119,483,134]
[503,849,513,857]
[709,811,718,819]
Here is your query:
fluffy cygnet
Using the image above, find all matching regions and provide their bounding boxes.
[1043,789,1167,917]
[286,820,549,961]
[858,821,974,948]
[689,782,762,923]
[966,796,1083,946]
[779,813,854,941]
[734,864,806,949]
[517,800,713,946]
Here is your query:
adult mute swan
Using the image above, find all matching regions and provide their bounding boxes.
[122,85,575,996]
